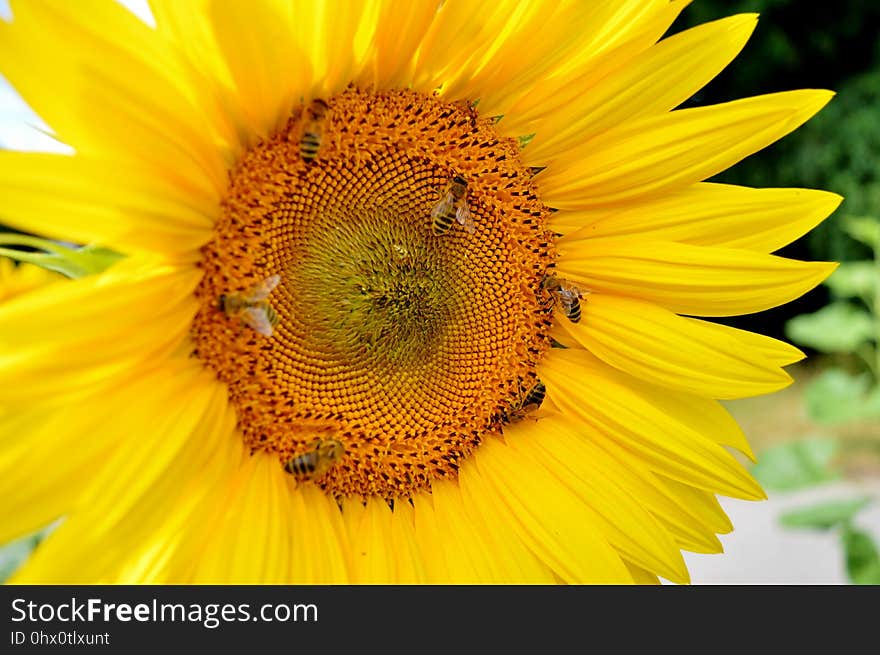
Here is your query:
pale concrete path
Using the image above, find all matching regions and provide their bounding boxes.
[675,479,880,584]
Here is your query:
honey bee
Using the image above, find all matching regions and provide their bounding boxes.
[218,274,281,337]
[498,380,546,425]
[284,438,345,480]
[542,275,585,323]
[431,175,475,235]
[299,98,329,163]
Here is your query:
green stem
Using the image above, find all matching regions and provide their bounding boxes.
[0,233,74,256]
[0,236,123,278]
[0,247,54,267]
[0,246,87,278]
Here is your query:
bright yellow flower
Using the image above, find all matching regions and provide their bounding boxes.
[0,259,62,303]
[0,0,839,583]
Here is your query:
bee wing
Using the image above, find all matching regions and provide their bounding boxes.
[318,439,345,460]
[525,409,553,422]
[304,119,324,138]
[558,280,583,299]
[242,306,275,337]
[431,194,454,219]
[455,204,475,234]
[557,290,575,309]
[247,274,282,301]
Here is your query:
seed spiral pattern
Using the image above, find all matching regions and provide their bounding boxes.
[191,88,555,499]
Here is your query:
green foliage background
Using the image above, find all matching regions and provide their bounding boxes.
[675,2,880,584]
[671,0,880,338]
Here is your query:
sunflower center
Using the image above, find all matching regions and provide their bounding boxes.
[191,88,554,500]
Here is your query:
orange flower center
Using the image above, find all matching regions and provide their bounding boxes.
[191,88,555,500]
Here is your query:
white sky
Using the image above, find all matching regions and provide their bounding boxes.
[0,0,154,152]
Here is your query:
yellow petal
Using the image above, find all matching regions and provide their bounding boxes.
[148,0,254,158]
[346,497,397,583]
[408,494,451,582]
[11,361,230,582]
[0,152,216,256]
[149,0,230,84]
[506,418,690,583]
[694,320,805,368]
[656,476,734,535]
[571,422,726,555]
[615,379,757,462]
[388,500,428,584]
[457,468,557,583]
[525,14,757,162]
[0,259,62,303]
[412,0,533,95]
[442,1,673,118]
[0,395,115,543]
[357,0,437,90]
[500,1,687,137]
[190,453,296,583]
[288,485,351,583]
[0,258,201,403]
[537,90,833,207]
[432,479,549,583]
[556,183,842,252]
[207,0,311,140]
[557,238,836,317]
[541,348,764,500]
[289,0,375,97]
[625,561,661,585]
[555,294,793,399]
[413,484,497,583]
[2,0,227,193]
[473,437,632,583]
[117,401,240,584]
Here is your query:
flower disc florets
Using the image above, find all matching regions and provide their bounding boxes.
[191,88,555,499]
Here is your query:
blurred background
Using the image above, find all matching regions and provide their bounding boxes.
[669,0,880,583]
[0,0,878,583]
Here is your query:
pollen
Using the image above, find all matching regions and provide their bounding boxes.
[190,88,555,500]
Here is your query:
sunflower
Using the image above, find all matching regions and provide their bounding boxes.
[0,259,61,302]
[0,0,840,584]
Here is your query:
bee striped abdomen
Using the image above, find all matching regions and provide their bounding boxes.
[497,379,546,425]
[541,275,584,324]
[299,98,329,164]
[300,132,321,162]
[432,211,455,235]
[430,175,471,236]
[562,296,581,323]
[265,304,280,328]
[284,438,345,480]
[522,380,546,409]
[285,451,318,476]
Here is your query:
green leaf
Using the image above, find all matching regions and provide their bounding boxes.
[0,541,35,583]
[0,533,40,583]
[750,436,840,492]
[780,496,872,530]
[518,133,536,148]
[842,525,880,585]
[0,235,123,279]
[824,261,877,301]
[804,369,880,424]
[784,302,874,353]
[843,216,880,248]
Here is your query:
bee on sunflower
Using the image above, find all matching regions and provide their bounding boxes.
[0,0,839,583]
